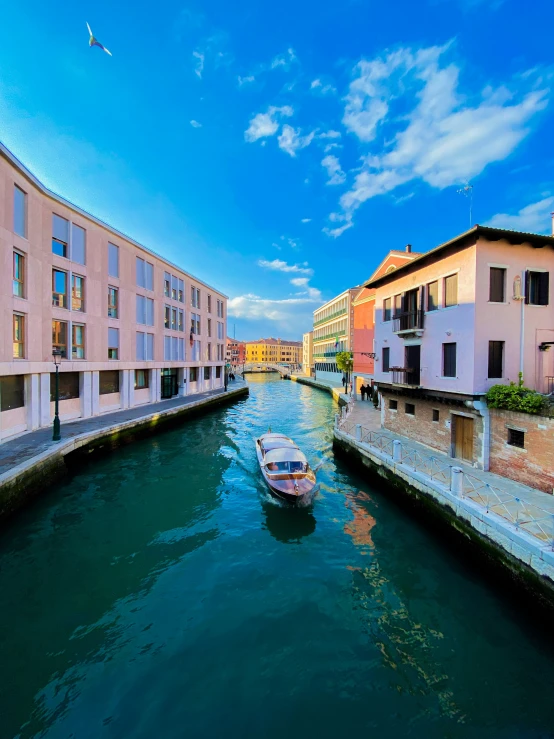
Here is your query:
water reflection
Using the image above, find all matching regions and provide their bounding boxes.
[262,500,317,543]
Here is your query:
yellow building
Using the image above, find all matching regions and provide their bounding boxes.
[245,338,302,366]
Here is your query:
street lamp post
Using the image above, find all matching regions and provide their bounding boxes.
[52,349,62,441]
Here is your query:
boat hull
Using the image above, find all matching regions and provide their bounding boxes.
[255,433,317,506]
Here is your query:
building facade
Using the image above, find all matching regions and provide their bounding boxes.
[352,247,421,395]
[313,288,358,385]
[245,338,302,366]
[369,225,554,477]
[302,331,313,376]
[226,338,246,368]
[1,143,227,441]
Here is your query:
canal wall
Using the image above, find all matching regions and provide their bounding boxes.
[333,425,554,611]
[0,385,248,524]
[291,375,348,406]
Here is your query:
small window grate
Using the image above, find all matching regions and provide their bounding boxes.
[507,428,525,448]
[405,403,415,415]
[389,399,398,410]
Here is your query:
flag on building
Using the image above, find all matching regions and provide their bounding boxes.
[334,335,340,349]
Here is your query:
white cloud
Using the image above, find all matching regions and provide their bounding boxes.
[290,277,309,287]
[485,195,554,233]
[310,78,337,95]
[192,50,204,79]
[244,105,293,142]
[271,48,297,70]
[278,125,315,157]
[321,155,346,185]
[238,75,255,87]
[318,130,342,140]
[301,218,312,223]
[228,292,319,323]
[258,258,313,275]
[190,120,202,128]
[325,43,550,236]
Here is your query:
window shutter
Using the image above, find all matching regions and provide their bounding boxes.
[178,338,184,361]
[489,268,505,302]
[524,270,530,304]
[445,274,458,307]
[164,336,171,361]
[539,272,549,306]
[145,262,153,291]
[136,332,145,361]
[108,243,119,277]
[108,327,119,348]
[146,298,154,326]
[53,214,69,242]
[147,333,154,361]
[382,347,390,372]
[71,224,86,265]
[172,337,178,360]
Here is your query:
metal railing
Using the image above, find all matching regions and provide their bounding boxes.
[336,416,554,547]
[313,308,347,327]
[393,309,425,333]
[391,367,421,386]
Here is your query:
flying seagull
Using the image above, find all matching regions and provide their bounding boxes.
[86,22,112,56]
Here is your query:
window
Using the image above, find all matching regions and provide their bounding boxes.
[164,272,171,297]
[507,428,525,449]
[526,270,549,306]
[388,399,397,410]
[217,322,224,340]
[72,324,85,359]
[108,287,118,318]
[135,369,149,389]
[136,332,154,361]
[13,251,25,298]
[488,341,504,379]
[178,338,184,360]
[171,275,178,300]
[217,299,224,318]
[394,294,402,318]
[432,409,439,422]
[489,267,506,303]
[383,298,392,321]
[178,309,184,332]
[136,296,154,326]
[427,281,438,311]
[192,339,201,362]
[108,243,119,277]
[171,308,177,331]
[405,403,415,415]
[52,215,69,257]
[382,347,390,373]
[99,370,119,395]
[191,313,200,335]
[442,342,457,378]
[136,331,145,361]
[72,275,85,312]
[13,313,24,358]
[178,279,184,302]
[136,257,153,290]
[108,327,119,359]
[190,367,198,382]
[216,366,221,379]
[1,376,24,411]
[164,305,170,329]
[207,343,212,361]
[147,333,154,361]
[208,318,212,337]
[208,294,212,313]
[444,274,458,308]
[52,320,68,358]
[50,372,79,401]
[71,224,86,265]
[52,269,68,308]
[204,366,211,380]
[14,185,26,237]
[192,286,200,308]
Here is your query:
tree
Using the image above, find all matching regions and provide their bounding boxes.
[335,351,353,374]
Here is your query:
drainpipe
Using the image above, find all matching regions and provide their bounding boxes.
[519,269,525,381]
[472,399,490,471]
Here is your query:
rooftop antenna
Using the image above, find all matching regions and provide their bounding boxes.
[457,183,473,228]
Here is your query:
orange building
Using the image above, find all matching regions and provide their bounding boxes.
[352,246,421,396]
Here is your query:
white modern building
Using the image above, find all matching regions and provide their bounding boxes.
[312,288,358,385]
[302,331,313,376]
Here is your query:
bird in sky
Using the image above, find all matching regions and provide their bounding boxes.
[86,22,112,56]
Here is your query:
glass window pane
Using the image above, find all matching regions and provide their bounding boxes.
[136,331,145,361]
[108,327,119,348]
[108,243,119,277]
[146,298,154,326]
[164,336,171,361]
[145,262,153,291]
[146,333,154,361]
[1,375,25,411]
[14,186,26,237]
[71,224,86,264]
[52,320,68,357]
[52,214,69,242]
[99,370,120,394]
[136,257,144,287]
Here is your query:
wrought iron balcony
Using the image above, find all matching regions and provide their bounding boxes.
[391,367,421,387]
[392,310,425,334]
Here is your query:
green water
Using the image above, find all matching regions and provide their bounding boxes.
[1,375,554,739]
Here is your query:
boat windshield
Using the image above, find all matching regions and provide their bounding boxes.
[266,461,307,473]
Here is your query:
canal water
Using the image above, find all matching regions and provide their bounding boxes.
[1,375,554,739]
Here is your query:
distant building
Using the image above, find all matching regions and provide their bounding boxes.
[302,331,313,376]
[352,246,421,395]
[245,338,302,366]
[226,338,246,367]
[369,224,554,488]
[312,288,359,385]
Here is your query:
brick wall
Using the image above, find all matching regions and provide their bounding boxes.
[381,392,483,465]
[489,409,554,493]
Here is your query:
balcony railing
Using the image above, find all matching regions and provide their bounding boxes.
[313,329,346,344]
[393,310,424,334]
[313,308,347,328]
[391,367,421,386]
[313,351,339,358]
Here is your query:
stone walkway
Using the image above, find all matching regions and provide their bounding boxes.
[0,380,247,478]
[343,399,554,516]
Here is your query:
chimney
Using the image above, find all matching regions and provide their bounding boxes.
[405,244,412,253]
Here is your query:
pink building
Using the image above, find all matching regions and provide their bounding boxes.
[368,224,554,474]
[1,143,227,441]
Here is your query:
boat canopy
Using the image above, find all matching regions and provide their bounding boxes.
[262,433,291,441]
[262,440,298,452]
[264,448,307,465]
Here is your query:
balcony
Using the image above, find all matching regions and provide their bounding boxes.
[392,310,424,336]
[391,367,421,387]
[313,329,346,344]
[313,308,347,328]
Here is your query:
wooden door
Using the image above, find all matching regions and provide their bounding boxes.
[453,415,473,462]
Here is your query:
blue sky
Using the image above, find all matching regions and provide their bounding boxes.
[1,0,553,340]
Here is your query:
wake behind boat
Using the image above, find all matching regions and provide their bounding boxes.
[255,431,317,505]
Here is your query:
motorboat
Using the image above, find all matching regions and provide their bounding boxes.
[255,432,317,505]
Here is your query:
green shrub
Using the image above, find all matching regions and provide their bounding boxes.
[485,382,547,415]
